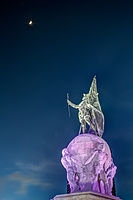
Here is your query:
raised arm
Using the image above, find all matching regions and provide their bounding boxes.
[67,99,79,109]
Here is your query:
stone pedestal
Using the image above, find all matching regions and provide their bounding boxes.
[52,192,121,200]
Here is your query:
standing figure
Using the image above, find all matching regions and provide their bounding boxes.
[67,76,104,136]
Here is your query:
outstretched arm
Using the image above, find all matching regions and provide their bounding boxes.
[67,99,79,109]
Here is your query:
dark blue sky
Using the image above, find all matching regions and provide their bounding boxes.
[0,0,133,199]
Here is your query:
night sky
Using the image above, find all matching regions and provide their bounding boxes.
[0,1,133,199]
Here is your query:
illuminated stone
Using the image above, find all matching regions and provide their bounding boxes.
[53,191,121,200]
[61,134,117,195]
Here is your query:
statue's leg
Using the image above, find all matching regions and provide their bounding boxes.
[108,178,113,195]
[78,125,82,135]
[81,119,86,133]
[81,123,85,133]
[80,121,86,133]
[84,115,90,125]
[78,113,86,133]
[79,120,85,133]
[84,115,96,133]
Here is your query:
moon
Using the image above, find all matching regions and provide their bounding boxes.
[28,20,33,26]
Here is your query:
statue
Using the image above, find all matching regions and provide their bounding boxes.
[67,76,104,136]
[52,76,121,200]
[61,76,117,196]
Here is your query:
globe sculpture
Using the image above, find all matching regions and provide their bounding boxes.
[52,76,121,200]
[61,134,116,195]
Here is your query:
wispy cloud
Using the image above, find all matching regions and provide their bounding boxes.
[15,160,57,173]
[7,171,51,195]
[0,160,57,196]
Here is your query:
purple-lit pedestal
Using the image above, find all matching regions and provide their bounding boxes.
[52,134,121,200]
[61,134,117,195]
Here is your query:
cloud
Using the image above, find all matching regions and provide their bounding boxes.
[0,161,55,196]
[15,160,57,173]
[7,171,51,195]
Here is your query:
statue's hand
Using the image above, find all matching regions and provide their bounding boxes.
[67,99,71,105]
[67,99,79,109]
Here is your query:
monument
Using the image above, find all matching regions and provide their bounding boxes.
[52,76,121,200]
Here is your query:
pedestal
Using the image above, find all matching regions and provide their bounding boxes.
[52,191,121,200]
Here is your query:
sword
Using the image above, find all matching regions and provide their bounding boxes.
[67,93,71,118]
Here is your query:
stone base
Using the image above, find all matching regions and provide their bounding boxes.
[52,192,121,200]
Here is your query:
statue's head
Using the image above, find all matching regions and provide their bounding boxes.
[82,93,89,101]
